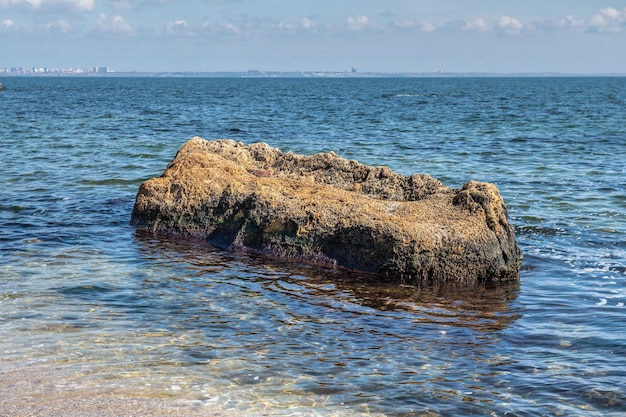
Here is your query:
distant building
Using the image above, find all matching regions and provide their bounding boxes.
[92,67,109,73]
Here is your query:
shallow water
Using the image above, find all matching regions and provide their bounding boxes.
[1,76,625,416]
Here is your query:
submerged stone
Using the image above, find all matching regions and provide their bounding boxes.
[131,137,522,285]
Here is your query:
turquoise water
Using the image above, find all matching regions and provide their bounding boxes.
[1,76,625,416]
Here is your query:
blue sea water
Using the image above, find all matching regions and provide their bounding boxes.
[1,76,625,416]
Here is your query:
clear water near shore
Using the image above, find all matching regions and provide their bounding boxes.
[1,76,625,416]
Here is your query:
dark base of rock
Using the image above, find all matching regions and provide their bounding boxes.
[131,137,522,285]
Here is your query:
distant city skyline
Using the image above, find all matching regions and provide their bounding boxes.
[1,65,112,74]
[4,66,626,77]
[1,1,626,74]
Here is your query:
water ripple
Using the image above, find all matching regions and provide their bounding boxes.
[1,76,625,416]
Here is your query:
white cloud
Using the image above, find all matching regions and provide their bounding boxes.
[1,18,15,28]
[165,19,194,36]
[601,7,622,19]
[523,14,584,35]
[346,15,370,31]
[392,19,415,29]
[277,21,297,32]
[0,0,95,13]
[589,7,626,32]
[419,21,435,33]
[200,20,241,35]
[221,22,239,34]
[301,17,316,31]
[496,16,523,36]
[394,19,435,33]
[94,13,135,36]
[45,18,72,32]
[461,18,489,32]
[277,17,317,33]
[552,15,583,29]
[107,0,185,10]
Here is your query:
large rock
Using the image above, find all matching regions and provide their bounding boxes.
[131,137,522,285]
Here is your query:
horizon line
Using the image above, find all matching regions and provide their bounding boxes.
[3,65,626,78]
[3,69,626,78]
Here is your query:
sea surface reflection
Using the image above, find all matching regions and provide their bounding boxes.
[2,231,528,416]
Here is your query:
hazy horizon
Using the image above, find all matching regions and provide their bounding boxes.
[2,1,625,74]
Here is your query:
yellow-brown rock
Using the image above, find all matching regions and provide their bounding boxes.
[131,137,522,285]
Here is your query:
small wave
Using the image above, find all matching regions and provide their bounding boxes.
[0,204,32,214]
[610,265,626,274]
[58,284,115,296]
[381,93,436,98]
[104,197,133,206]
[80,178,145,186]
[516,224,565,236]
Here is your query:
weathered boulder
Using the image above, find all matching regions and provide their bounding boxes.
[131,137,522,285]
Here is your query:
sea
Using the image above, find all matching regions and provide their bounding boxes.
[1,76,625,416]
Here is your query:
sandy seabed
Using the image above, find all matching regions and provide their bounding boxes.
[0,365,236,417]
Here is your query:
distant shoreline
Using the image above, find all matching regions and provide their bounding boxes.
[2,70,626,78]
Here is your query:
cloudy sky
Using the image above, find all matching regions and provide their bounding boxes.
[1,0,625,73]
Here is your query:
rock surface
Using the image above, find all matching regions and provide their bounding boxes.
[131,137,522,285]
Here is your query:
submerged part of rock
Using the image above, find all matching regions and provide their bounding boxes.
[131,137,522,285]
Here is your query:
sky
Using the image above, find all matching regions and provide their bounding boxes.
[1,0,626,73]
